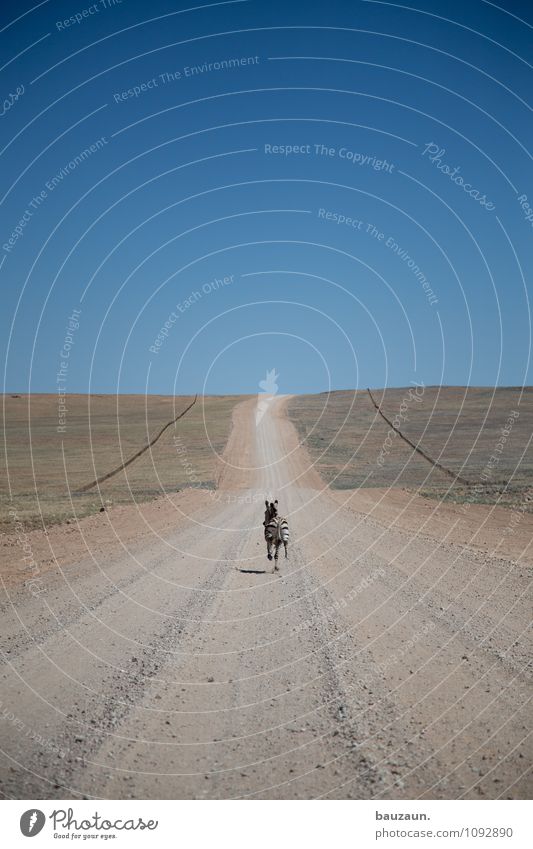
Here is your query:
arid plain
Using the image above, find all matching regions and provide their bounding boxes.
[0,389,531,799]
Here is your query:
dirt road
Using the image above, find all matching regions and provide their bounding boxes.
[0,396,531,799]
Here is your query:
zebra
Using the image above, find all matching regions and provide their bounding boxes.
[264,500,289,568]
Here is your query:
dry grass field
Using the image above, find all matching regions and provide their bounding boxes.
[288,386,533,509]
[1,392,532,799]
[3,387,532,535]
[1,393,242,531]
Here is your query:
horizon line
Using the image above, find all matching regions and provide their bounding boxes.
[3,384,532,397]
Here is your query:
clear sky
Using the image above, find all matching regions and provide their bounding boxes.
[1,0,532,395]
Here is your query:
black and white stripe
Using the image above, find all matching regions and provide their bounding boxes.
[264,515,290,568]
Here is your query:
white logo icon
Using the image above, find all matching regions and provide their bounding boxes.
[255,368,279,426]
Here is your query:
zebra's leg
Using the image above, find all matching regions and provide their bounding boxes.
[274,543,280,570]
[284,541,288,559]
[266,540,272,561]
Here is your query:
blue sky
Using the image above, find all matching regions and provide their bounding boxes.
[1,0,532,394]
